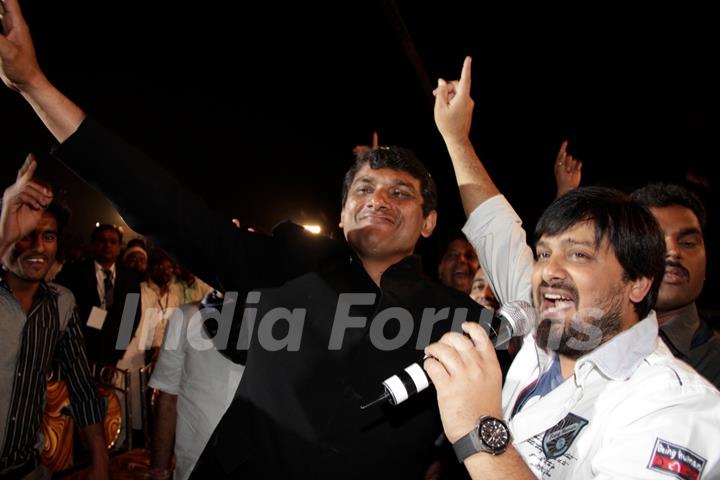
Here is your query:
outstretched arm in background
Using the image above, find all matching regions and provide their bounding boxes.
[553,139,582,198]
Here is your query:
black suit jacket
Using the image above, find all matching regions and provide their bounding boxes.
[55,258,142,364]
[53,118,510,478]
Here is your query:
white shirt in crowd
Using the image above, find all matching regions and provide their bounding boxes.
[149,302,244,480]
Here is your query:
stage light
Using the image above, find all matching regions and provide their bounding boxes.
[303,224,322,234]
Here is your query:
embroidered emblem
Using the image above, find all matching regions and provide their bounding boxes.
[541,412,588,460]
[648,438,706,480]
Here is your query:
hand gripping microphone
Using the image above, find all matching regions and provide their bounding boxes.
[360,300,536,409]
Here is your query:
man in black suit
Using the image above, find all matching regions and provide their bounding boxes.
[1,4,496,477]
[55,225,142,365]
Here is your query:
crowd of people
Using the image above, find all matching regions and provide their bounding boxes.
[2,0,719,479]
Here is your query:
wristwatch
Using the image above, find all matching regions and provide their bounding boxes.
[452,415,512,462]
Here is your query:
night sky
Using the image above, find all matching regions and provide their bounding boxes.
[2,1,718,306]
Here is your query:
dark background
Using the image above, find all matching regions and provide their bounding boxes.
[1,1,717,308]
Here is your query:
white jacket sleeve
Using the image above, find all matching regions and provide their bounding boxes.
[463,195,534,305]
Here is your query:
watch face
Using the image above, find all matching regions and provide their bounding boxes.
[479,417,510,452]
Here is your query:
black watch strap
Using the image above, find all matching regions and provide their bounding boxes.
[452,430,482,463]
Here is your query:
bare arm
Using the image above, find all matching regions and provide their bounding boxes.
[554,140,582,199]
[150,391,177,479]
[78,423,110,480]
[433,57,500,216]
[0,155,53,258]
[0,0,85,142]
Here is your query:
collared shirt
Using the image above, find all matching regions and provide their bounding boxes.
[94,260,116,309]
[661,303,702,356]
[464,195,720,479]
[504,313,720,479]
[659,303,720,389]
[117,278,187,430]
[51,117,508,479]
[465,195,720,390]
[0,272,104,469]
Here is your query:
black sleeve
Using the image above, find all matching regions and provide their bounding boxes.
[52,117,288,298]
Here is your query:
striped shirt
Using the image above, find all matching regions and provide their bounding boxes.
[0,274,104,469]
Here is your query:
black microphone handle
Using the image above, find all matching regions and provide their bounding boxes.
[378,303,533,407]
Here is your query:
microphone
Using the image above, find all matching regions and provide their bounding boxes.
[360,300,536,409]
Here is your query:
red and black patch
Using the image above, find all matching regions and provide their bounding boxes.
[647,438,706,480]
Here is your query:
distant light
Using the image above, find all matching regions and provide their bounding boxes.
[303,224,322,235]
[247,227,256,233]
[231,218,241,229]
[95,222,100,227]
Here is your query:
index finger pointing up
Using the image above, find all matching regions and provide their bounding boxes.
[458,56,472,96]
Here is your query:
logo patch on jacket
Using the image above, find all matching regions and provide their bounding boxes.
[648,438,706,480]
[541,412,588,460]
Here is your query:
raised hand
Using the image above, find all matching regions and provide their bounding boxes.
[0,0,45,92]
[433,56,474,145]
[423,321,503,444]
[554,140,582,198]
[0,154,53,255]
[352,131,380,157]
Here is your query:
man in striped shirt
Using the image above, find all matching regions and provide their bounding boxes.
[1,156,108,479]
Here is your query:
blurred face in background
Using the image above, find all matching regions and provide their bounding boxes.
[150,257,174,287]
[92,228,121,266]
[124,251,147,274]
[438,238,480,294]
[470,267,499,310]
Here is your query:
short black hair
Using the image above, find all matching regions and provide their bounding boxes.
[631,183,707,234]
[91,224,123,244]
[341,146,437,216]
[535,186,666,319]
[0,197,71,235]
[23,178,71,235]
[436,230,471,259]
[46,200,71,235]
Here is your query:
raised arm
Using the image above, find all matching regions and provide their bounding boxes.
[1,0,293,295]
[434,57,533,304]
[0,0,85,142]
[0,154,53,258]
[553,140,582,198]
[433,56,500,216]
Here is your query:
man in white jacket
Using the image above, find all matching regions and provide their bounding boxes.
[422,57,720,479]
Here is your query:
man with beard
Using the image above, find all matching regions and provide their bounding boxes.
[422,57,720,478]
[551,135,719,390]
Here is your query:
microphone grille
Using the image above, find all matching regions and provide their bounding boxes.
[497,300,537,336]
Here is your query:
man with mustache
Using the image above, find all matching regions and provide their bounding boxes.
[423,57,720,478]
[631,184,720,389]
[0,3,489,478]
[1,157,109,479]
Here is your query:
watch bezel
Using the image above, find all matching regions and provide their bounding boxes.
[476,415,511,454]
